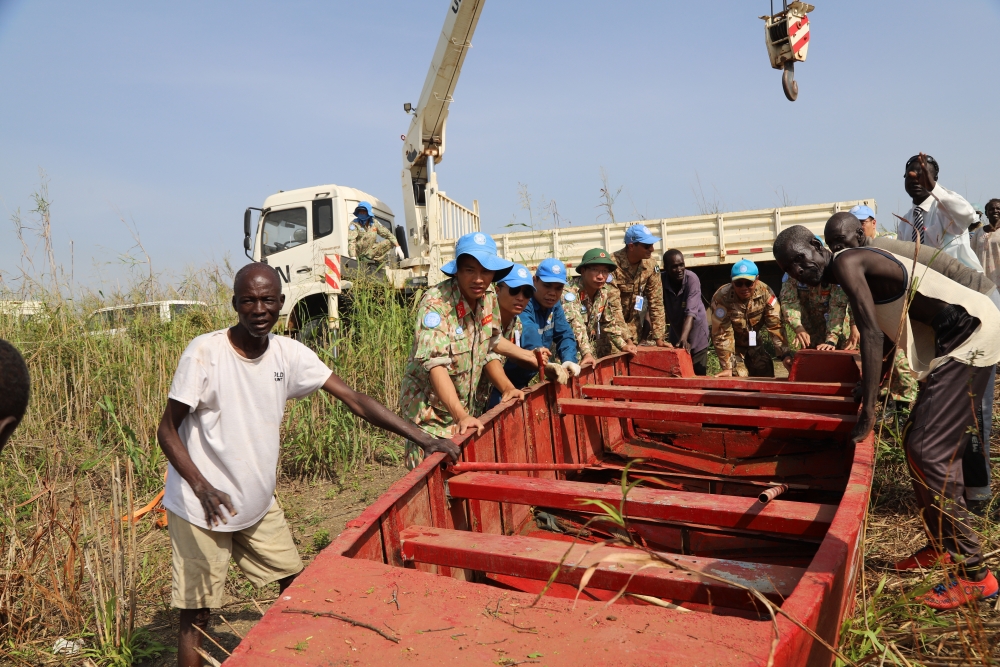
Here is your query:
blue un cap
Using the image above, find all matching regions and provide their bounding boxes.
[849,204,876,221]
[623,224,661,245]
[535,258,568,284]
[731,259,759,282]
[440,232,514,281]
[499,263,533,289]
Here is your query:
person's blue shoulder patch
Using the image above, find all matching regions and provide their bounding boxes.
[423,312,441,328]
[781,273,789,283]
[564,293,576,302]
[349,224,356,231]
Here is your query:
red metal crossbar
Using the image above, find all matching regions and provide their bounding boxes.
[612,375,855,397]
[447,472,835,537]
[580,385,859,415]
[558,398,856,433]
[448,462,591,473]
[399,525,804,607]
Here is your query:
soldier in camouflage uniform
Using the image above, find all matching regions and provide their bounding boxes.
[779,276,854,350]
[348,201,403,266]
[562,248,636,360]
[710,260,792,377]
[399,233,527,468]
[610,225,670,346]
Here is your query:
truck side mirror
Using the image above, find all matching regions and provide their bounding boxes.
[244,209,252,237]
[243,236,251,252]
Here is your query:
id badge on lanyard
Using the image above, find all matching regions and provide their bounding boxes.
[634,295,645,312]
[749,331,757,347]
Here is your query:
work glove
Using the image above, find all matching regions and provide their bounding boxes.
[561,361,581,377]
[394,246,405,261]
[543,362,570,385]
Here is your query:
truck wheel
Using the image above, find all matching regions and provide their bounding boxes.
[299,314,330,347]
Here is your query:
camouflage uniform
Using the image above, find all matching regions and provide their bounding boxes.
[561,276,630,359]
[886,348,919,404]
[473,315,523,416]
[347,218,399,265]
[610,248,666,344]
[779,277,852,348]
[399,278,502,468]
[710,282,789,377]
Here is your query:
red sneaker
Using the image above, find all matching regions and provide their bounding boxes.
[915,571,999,610]
[893,546,952,571]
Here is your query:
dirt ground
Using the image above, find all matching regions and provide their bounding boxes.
[137,464,408,665]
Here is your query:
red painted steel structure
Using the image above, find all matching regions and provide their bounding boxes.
[228,348,873,666]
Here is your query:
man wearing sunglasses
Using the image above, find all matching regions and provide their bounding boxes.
[479,264,551,412]
[562,248,636,362]
[611,225,670,347]
[710,260,791,377]
[501,258,581,392]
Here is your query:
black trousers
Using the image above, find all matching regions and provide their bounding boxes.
[691,347,708,376]
[902,305,988,572]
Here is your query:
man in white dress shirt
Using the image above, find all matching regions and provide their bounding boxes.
[895,153,984,272]
[897,154,996,514]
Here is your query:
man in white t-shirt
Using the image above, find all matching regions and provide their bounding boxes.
[157,263,458,667]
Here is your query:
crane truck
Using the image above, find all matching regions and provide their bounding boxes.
[242,0,870,339]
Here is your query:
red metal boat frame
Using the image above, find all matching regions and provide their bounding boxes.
[229,349,873,666]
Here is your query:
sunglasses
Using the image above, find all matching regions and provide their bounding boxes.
[640,243,653,250]
[507,285,535,297]
[733,279,754,288]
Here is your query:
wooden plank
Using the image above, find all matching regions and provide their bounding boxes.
[525,389,556,478]
[607,439,850,490]
[447,472,835,538]
[581,385,860,415]
[612,375,854,397]
[399,526,804,607]
[558,399,855,433]
[462,426,502,536]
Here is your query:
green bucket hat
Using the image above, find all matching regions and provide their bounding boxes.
[576,248,617,273]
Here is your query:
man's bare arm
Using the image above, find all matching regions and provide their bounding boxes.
[322,372,460,460]
[157,399,236,527]
[831,254,885,443]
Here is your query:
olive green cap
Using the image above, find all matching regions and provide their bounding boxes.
[576,248,617,273]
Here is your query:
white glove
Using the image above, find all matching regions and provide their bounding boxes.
[394,246,405,261]
[562,361,582,377]
[544,363,570,385]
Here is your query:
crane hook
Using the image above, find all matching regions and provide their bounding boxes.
[782,62,798,102]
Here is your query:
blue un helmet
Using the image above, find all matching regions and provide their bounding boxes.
[440,232,514,282]
[731,259,759,282]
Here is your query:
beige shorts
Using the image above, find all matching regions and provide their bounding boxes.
[168,500,302,609]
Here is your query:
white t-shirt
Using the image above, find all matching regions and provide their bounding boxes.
[164,330,332,531]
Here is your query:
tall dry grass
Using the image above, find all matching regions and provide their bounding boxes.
[0,187,416,662]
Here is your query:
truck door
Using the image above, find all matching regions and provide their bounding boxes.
[259,205,313,287]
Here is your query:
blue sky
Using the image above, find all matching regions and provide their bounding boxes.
[2,0,999,288]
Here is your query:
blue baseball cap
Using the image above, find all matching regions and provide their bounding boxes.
[849,204,876,221]
[731,259,759,281]
[499,263,533,289]
[440,232,514,281]
[535,258,568,284]
[624,224,661,245]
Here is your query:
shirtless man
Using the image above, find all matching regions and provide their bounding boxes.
[774,223,1000,609]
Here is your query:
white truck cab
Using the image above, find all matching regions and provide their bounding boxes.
[244,184,400,336]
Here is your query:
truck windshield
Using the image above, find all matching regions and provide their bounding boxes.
[261,207,307,257]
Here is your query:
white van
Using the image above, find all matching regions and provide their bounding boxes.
[86,300,207,336]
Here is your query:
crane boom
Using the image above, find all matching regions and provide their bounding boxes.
[401,0,485,279]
